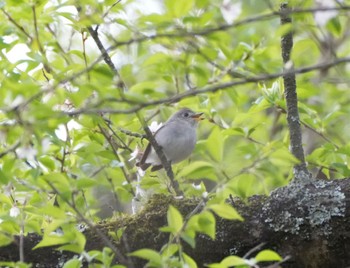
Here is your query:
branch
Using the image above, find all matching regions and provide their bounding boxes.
[75,3,126,91]
[280,3,310,181]
[98,124,136,197]
[1,8,32,41]
[87,26,119,76]
[0,142,21,158]
[118,127,146,139]
[108,6,350,49]
[64,56,350,116]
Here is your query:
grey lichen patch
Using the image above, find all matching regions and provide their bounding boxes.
[262,179,346,235]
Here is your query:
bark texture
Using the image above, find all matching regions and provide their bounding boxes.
[280,3,310,180]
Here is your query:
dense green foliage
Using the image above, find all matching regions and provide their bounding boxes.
[0,0,350,267]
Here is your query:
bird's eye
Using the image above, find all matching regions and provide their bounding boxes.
[183,112,189,117]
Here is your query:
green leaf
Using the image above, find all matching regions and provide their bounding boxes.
[0,261,31,268]
[167,205,184,234]
[206,127,224,162]
[208,203,243,221]
[0,233,13,247]
[123,91,147,103]
[327,17,341,36]
[269,148,300,167]
[34,233,71,249]
[165,0,195,18]
[37,205,66,219]
[220,255,247,266]
[143,53,171,67]
[201,47,218,61]
[40,172,70,191]
[0,169,10,184]
[34,226,86,253]
[161,243,179,258]
[255,249,282,262]
[208,256,247,267]
[177,161,216,181]
[181,232,196,248]
[76,178,98,190]
[38,156,56,171]
[183,252,198,268]
[129,249,162,265]
[129,81,157,94]
[197,211,216,239]
[58,230,86,253]
[227,174,260,199]
[63,259,81,268]
[331,163,350,177]
[88,247,116,266]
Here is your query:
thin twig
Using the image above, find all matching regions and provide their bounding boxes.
[102,0,122,19]
[277,106,340,150]
[0,142,21,158]
[243,242,266,258]
[81,30,91,81]
[104,120,134,152]
[118,127,146,139]
[265,255,291,268]
[98,125,136,197]
[1,8,32,41]
[301,121,339,149]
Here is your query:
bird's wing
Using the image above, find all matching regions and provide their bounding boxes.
[138,124,166,170]
[138,142,152,169]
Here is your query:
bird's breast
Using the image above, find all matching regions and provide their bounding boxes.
[156,124,197,163]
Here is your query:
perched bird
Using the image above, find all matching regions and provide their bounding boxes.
[137,108,203,171]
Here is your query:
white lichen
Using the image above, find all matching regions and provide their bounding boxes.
[264,180,346,235]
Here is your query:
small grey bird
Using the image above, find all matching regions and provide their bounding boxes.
[137,108,203,171]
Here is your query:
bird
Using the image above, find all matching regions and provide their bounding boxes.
[137,108,203,171]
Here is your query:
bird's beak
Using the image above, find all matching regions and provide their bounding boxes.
[191,112,204,121]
